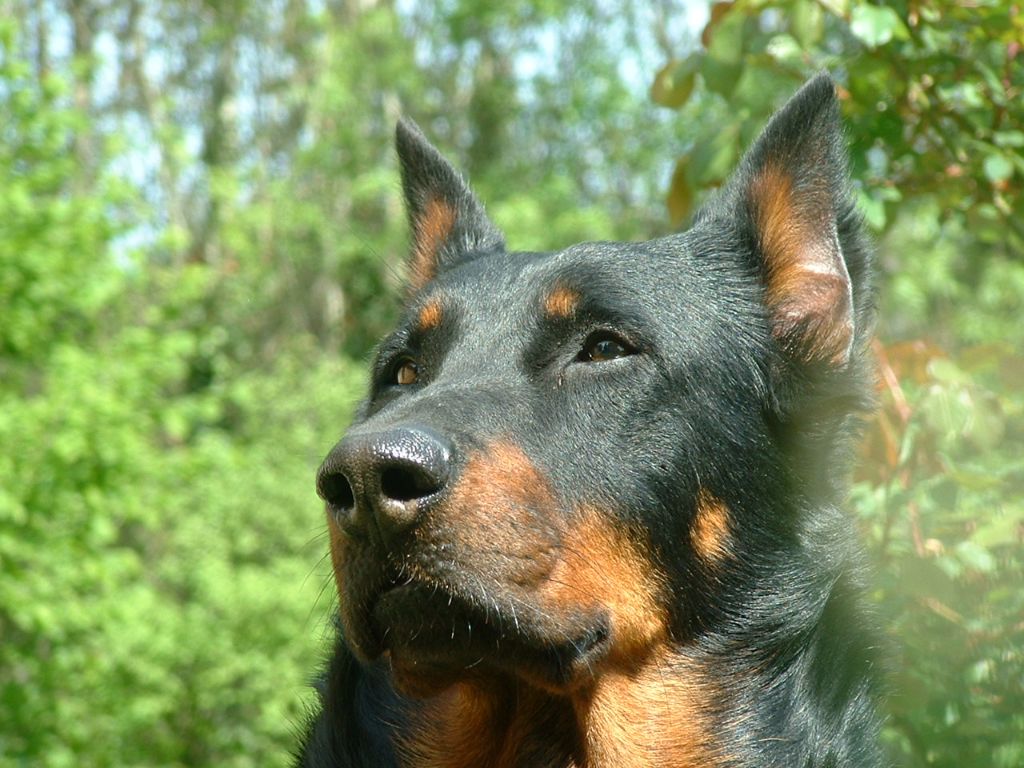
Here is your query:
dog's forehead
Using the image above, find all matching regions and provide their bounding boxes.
[424,236,703,323]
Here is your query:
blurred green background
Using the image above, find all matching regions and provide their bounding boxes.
[0,1,1021,766]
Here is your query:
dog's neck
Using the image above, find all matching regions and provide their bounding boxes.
[398,678,573,768]
[399,646,715,768]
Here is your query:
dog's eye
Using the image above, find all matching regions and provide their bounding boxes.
[394,359,420,385]
[578,333,635,363]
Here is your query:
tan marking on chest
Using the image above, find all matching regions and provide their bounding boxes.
[573,648,718,768]
[399,682,577,768]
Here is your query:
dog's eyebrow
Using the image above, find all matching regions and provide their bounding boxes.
[541,283,581,320]
[415,295,445,332]
[538,277,650,335]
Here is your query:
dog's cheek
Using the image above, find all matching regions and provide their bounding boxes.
[436,440,563,585]
[539,507,667,663]
[690,488,733,567]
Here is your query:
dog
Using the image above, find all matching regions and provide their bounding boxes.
[297,73,883,767]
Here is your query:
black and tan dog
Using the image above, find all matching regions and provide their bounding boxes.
[298,74,883,767]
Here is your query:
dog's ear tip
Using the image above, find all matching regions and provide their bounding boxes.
[734,73,862,368]
[807,70,837,93]
[396,116,422,143]
[392,116,505,291]
[797,71,838,104]
[766,73,841,137]
[395,117,435,166]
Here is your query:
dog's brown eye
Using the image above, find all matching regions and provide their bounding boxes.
[395,360,419,385]
[579,334,633,363]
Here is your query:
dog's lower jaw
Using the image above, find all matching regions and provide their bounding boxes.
[383,613,613,699]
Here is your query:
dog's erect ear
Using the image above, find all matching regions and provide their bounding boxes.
[726,74,861,367]
[395,118,505,292]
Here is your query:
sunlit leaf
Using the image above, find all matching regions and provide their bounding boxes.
[701,6,746,96]
[984,153,1015,184]
[666,156,694,225]
[650,57,699,109]
[850,5,909,49]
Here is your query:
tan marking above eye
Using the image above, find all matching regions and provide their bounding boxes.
[396,360,419,385]
[543,284,580,319]
[417,298,444,331]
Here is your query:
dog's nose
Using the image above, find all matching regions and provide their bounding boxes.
[316,425,452,541]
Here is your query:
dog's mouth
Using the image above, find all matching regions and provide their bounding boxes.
[351,577,612,696]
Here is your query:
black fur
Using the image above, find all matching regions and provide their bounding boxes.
[297,73,883,767]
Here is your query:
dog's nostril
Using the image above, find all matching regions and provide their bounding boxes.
[319,471,356,510]
[380,465,441,503]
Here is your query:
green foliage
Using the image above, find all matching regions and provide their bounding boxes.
[856,339,1024,767]
[0,20,356,765]
[655,2,1024,765]
[0,24,117,362]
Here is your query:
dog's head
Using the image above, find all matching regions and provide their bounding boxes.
[316,74,872,697]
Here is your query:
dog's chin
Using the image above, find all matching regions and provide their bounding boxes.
[343,581,612,697]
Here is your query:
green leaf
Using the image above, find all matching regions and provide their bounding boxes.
[850,4,909,48]
[954,541,997,574]
[701,8,746,97]
[928,358,969,385]
[766,34,804,65]
[993,130,1024,148]
[687,123,739,187]
[650,57,699,109]
[790,1,824,48]
[857,190,887,230]
[972,513,1024,548]
[666,156,694,225]
[983,153,1015,183]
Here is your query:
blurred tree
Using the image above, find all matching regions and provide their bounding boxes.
[650,2,1024,766]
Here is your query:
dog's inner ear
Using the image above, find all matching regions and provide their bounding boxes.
[410,197,457,289]
[395,118,505,292]
[740,75,855,367]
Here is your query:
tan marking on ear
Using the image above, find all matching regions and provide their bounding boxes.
[543,284,580,319]
[692,488,731,565]
[417,296,444,331]
[411,197,457,291]
[573,646,719,767]
[750,163,804,305]
[540,507,666,665]
[750,163,853,365]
